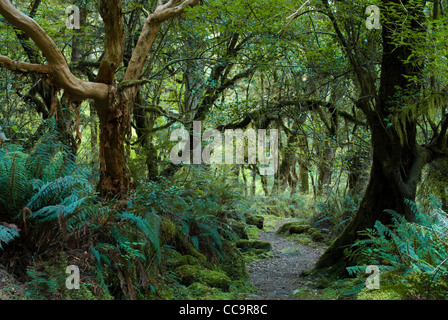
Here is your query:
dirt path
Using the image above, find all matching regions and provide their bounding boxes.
[246,220,324,300]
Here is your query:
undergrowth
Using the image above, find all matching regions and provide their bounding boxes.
[342,196,448,299]
[0,124,255,300]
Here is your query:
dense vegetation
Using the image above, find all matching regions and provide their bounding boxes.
[1,0,448,301]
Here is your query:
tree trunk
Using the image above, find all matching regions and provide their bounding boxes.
[314,142,426,270]
[250,165,256,196]
[289,164,298,195]
[298,160,309,194]
[317,140,335,194]
[96,95,132,198]
[276,132,298,193]
[347,150,370,196]
[314,0,428,271]
[261,174,268,196]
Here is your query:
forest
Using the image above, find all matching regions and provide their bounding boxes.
[1,0,448,303]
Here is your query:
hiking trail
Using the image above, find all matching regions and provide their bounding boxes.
[246,219,324,300]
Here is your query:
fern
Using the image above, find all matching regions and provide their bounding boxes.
[117,212,161,263]
[347,198,448,298]
[0,122,95,252]
[0,150,32,218]
[25,175,92,212]
[0,225,19,249]
[28,194,89,223]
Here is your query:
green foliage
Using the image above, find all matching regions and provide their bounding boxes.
[0,123,164,299]
[0,225,20,249]
[25,267,58,300]
[345,197,448,299]
[0,120,80,214]
[0,119,92,239]
[312,189,358,236]
[131,170,241,261]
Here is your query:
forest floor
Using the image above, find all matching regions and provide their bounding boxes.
[245,219,325,300]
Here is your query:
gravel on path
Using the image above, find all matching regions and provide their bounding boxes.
[246,219,324,300]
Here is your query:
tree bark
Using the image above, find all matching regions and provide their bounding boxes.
[347,150,370,196]
[298,160,309,194]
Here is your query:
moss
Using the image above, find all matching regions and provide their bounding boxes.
[228,219,249,240]
[159,216,177,245]
[245,215,264,229]
[277,222,311,235]
[236,240,273,263]
[316,277,333,289]
[166,251,203,269]
[310,229,324,242]
[220,239,249,281]
[357,287,402,300]
[236,240,272,252]
[187,282,235,300]
[65,283,112,300]
[175,265,232,291]
[230,279,257,294]
[292,288,319,300]
[188,248,208,264]
[262,215,286,232]
[241,249,272,263]
[246,225,260,240]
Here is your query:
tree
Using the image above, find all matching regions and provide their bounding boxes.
[314,0,448,270]
[0,0,199,198]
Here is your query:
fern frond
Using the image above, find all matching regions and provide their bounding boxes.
[117,212,161,263]
[25,175,92,212]
[0,225,20,250]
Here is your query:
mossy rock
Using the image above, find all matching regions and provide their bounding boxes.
[175,265,232,291]
[228,219,249,240]
[246,225,260,240]
[166,251,202,269]
[159,216,177,245]
[276,222,311,235]
[309,229,324,242]
[188,282,215,296]
[236,240,272,252]
[220,239,250,281]
[246,215,264,229]
[187,282,234,300]
[357,287,402,300]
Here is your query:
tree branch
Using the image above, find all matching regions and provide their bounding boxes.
[0,55,49,74]
[0,0,109,102]
[96,0,125,85]
[123,0,199,83]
